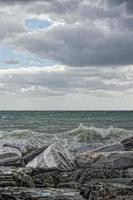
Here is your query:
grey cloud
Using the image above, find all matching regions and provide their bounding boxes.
[6,0,132,67]
[0,66,133,97]
[0,0,50,5]
[108,0,133,14]
[4,59,20,65]
[0,7,26,42]
[0,0,133,67]
[15,23,133,66]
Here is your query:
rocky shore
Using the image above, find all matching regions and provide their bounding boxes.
[0,136,133,199]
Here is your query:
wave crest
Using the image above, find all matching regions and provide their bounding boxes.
[66,124,133,143]
[0,124,132,147]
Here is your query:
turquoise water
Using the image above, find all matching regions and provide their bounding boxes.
[0,111,133,132]
[0,111,133,147]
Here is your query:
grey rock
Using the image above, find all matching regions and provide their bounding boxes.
[91,143,125,153]
[0,187,84,200]
[71,143,105,154]
[0,147,21,159]
[3,140,35,155]
[121,136,133,151]
[26,143,75,171]
[0,147,21,166]
[80,181,133,200]
[32,168,127,189]
[0,166,132,199]
[76,151,133,169]
[0,167,34,187]
[22,145,49,165]
[124,168,133,178]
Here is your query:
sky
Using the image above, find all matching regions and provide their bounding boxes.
[0,0,133,110]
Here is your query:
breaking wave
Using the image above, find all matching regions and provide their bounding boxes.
[0,124,132,148]
[66,124,133,143]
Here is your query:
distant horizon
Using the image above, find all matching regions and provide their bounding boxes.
[0,109,133,112]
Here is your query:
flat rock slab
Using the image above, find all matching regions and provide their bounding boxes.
[90,143,124,153]
[0,187,84,200]
[0,147,22,167]
[76,151,133,169]
[3,140,35,155]
[0,147,21,160]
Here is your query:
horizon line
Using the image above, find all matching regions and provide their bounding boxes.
[0,109,133,112]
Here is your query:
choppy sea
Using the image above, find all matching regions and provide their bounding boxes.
[0,111,133,148]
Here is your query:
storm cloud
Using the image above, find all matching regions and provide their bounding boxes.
[0,0,133,109]
[1,0,132,67]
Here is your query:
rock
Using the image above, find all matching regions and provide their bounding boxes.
[80,181,133,200]
[13,171,35,188]
[0,167,34,187]
[32,170,60,188]
[71,143,105,154]
[124,168,133,178]
[121,136,133,151]
[3,140,35,155]
[0,166,132,199]
[21,145,49,165]
[0,147,21,166]
[32,167,128,189]
[26,143,75,171]
[91,143,125,153]
[0,187,84,200]
[0,157,22,167]
[76,151,133,169]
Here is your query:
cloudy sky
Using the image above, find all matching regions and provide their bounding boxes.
[0,0,133,110]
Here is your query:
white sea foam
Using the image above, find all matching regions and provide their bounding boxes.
[66,124,133,143]
[0,125,132,148]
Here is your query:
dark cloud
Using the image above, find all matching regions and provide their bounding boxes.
[15,23,133,67]
[1,0,133,67]
[4,59,20,65]
[0,0,133,109]
[0,0,50,4]
[108,0,133,14]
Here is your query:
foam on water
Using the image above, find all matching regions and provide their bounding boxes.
[0,124,132,148]
[66,124,133,143]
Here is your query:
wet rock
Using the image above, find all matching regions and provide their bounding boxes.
[32,167,128,189]
[32,170,60,188]
[13,171,35,188]
[22,145,49,165]
[0,187,84,200]
[0,167,34,187]
[80,181,133,200]
[0,147,21,159]
[3,140,35,155]
[0,166,132,199]
[71,143,105,154]
[0,147,21,166]
[26,143,75,171]
[91,143,124,153]
[121,136,133,151]
[0,157,23,167]
[76,151,133,169]
[124,168,133,178]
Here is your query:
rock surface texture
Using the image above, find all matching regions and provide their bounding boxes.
[26,143,75,171]
[0,140,132,199]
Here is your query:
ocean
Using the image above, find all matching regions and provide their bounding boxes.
[0,111,133,148]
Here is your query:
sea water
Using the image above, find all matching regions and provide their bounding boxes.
[0,111,133,148]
